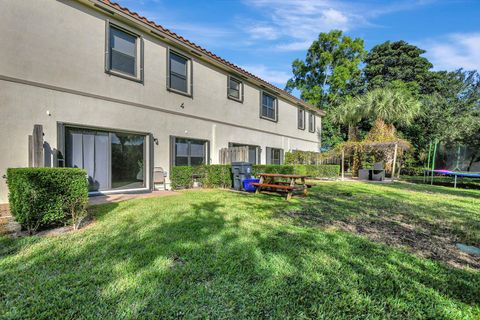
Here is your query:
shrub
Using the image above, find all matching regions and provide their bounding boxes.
[171,165,232,189]
[171,166,196,189]
[401,166,425,176]
[284,150,322,164]
[199,165,232,188]
[171,164,340,190]
[252,165,294,176]
[6,167,88,233]
[253,164,339,178]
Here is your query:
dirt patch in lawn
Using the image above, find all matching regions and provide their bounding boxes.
[281,210,480,270]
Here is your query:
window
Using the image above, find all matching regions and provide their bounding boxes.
[172,137,208,166]
[266,147,283,165]
[298,108,305,130]
[106,24,142,81]
[261,92,278,121]
[230,143,259,164]
[228,76,243,102]
[308,111,316,133]
[168,50,191,95]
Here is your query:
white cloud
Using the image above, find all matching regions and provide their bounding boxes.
[423,33,480,71]
[240,64,291,86]
[243,0,432,51]
[246,25,280,40]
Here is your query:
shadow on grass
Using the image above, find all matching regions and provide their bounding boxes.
[0,190,479,319]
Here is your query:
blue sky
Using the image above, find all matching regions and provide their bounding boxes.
[116,0,480,88]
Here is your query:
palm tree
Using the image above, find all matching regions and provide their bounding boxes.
[331,97,364,141]
[363,88,422,127]
[332,88,422,141]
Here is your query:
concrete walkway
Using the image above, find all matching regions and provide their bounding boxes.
[88,190,179,206]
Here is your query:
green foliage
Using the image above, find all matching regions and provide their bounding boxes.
[333,87,422,132]
[199,165,233,188]
[252,165,294,176]
[285,30,366,149]
[400,166,425,176]
[6,168,88,233]
[293,165,340,178]
[172,164,340,189]
[171,165,232,189]
[253,164,339,178]
[402,70,480,152]
[171,166,196,189]
[284,150,322,164]
[364,40,433,90]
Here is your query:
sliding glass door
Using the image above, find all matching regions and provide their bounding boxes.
[65,127,146,192]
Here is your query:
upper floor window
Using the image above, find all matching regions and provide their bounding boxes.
[228,76,243,102]
[308,111,316,133]
[168,50,192,96]
[261,91,278,121]
[298,108,305,130]
[106,23,143,81]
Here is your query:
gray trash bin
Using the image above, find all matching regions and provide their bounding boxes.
[231,162,252,190]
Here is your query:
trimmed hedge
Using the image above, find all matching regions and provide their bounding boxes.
[400,166,425,176]
[252,165,294,176]
[6,167,88,233]
[171,165,232,189]
[171,164,340,189]
[293,164,340,178]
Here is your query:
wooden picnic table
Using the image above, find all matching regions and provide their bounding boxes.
[251,173,311,200]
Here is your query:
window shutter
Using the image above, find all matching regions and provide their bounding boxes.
[105,21,111,72]
[280,149,284,165]
[266,147,271,164]
[170,136,175,168]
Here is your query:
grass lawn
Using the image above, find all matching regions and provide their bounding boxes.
[1,182,479,319]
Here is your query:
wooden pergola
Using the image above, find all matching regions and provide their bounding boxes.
[338,140,411,182]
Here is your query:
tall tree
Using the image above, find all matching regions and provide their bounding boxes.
[364,41,432,92]
[402,69,480,157]
[285,30,366,149]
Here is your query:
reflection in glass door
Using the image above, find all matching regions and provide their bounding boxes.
[111,132,145,190]
[65,127,146,192]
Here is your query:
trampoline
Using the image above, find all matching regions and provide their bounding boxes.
[424,141,480,188]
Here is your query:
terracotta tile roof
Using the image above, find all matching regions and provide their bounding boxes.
[98,0,324,115]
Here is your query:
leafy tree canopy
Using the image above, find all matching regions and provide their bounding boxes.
[364,41,432,92]
[285,30,366,149]
[286,30,366,107]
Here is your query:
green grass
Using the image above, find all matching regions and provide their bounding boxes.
[1,183,479,319]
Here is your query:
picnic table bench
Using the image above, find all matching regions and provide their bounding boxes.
[251,173,310,200]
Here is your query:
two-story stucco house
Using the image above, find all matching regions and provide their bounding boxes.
[0,0,324,203]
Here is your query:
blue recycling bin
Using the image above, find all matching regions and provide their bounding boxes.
[243,178,260,192]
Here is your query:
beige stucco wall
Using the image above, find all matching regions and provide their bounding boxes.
[0,0,322,203]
